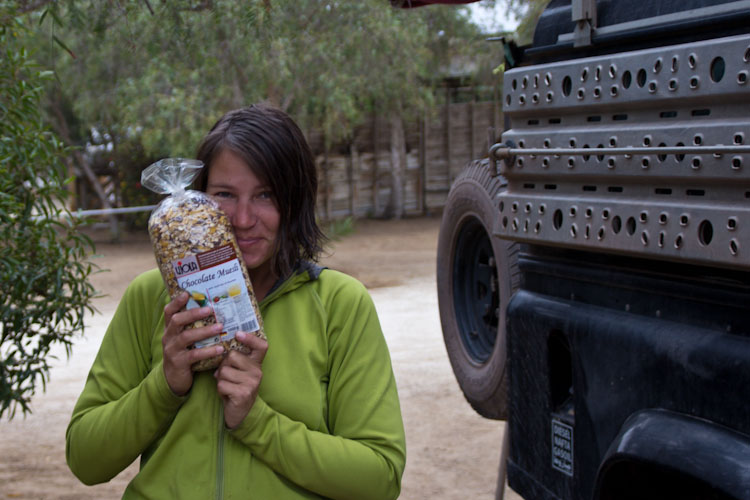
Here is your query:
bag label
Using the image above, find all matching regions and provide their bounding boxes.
[173,244,260,348]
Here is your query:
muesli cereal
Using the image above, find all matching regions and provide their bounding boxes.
[142,158,265,371]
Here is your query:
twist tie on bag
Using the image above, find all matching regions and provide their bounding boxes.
[141,158,204,196]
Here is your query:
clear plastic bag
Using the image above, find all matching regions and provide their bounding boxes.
[142,158,265,371]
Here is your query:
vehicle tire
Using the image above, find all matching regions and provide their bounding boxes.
[437,159,519,420]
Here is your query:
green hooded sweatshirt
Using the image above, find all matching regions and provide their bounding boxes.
[66,264,406,499]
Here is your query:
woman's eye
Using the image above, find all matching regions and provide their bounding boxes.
[258,190,273,200]
[212,191,233,199]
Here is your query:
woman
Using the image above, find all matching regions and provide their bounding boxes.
[66,104,407,499]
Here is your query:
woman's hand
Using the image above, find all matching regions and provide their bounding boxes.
[214,331,268,429]
[162,291,226,396]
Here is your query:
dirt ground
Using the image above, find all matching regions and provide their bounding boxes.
[0,215,519,500]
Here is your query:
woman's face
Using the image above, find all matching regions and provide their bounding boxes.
[205,149,280,279]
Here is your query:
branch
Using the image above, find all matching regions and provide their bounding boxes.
[17,0,57,13]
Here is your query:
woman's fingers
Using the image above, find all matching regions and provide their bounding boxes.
[233,331,269,362]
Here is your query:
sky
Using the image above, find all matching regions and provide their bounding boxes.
[465,1,520,34]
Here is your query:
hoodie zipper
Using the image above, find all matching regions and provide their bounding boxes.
[216,404,225,500]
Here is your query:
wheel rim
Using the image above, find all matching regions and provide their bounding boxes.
[452,216,499,364]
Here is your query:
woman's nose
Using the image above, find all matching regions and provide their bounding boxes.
[231,199,257,228]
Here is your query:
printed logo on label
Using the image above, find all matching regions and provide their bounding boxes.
[173,255,199,277]
[551,419,574,477]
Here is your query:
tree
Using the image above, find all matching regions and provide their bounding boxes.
[1,4,97,419]
[27,1,490,218]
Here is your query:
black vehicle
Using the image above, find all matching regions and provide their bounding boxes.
[436,1,750,499]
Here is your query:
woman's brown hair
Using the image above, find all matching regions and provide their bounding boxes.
[194,103,325,277]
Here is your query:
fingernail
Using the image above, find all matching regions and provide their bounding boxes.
[236,331,247,341]
[213,323,224,332]
[215,345,225,355]
[201,306,212,314]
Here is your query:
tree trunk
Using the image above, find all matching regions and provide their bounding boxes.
[386,112,406,219]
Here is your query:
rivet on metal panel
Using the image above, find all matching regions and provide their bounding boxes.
[577,88,585,100]
[688,53,698,69]
[585,224,591,239]
[671,56,679,73]
[607,158,616,169]
[734,132,745,144]
[581,67,589,82]
[525,203,532,213]
[595,65,602,81]
[731,157,742,170]
[680,214,690,226]
[641,230,649,246]
[512,218,519,231]
[522,75,528,88]
[689,76,700,89]
[727,217,737,231]
[502,216,508,229]
[691,156,702,170]
[640,211,649,223]
[532,93,540,104]
[610,85,619,97]
[744,46,750,62]
[659,212,669,225]
[642,157,651,169]
[593,86,602,98]
[658,231,666,248]
[511,202,519,212]
[534,221,542,233]
[585,207,593,218]
[570,206,578,217]
[602,209,610,220]
[568,158,575,168]
[653,57,663,73]
[519,94,526,105]
[542,157,550,168]
[648,80,658,93]
[545,73,552,86]
[737,71,748,85]
[668,78,678,91]
[570,223,578,238]
[533,74,539,88]
[609,64,617,79]
[643,135,652,146]
[693,134,703,145]
[524,219,529,232]
[506,94,512,106]
[597,227,605,241]
[539,204,546,215]
[546,91,554,102]
[512,79,518,90]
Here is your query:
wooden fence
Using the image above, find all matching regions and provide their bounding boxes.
[310,98,503,220]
